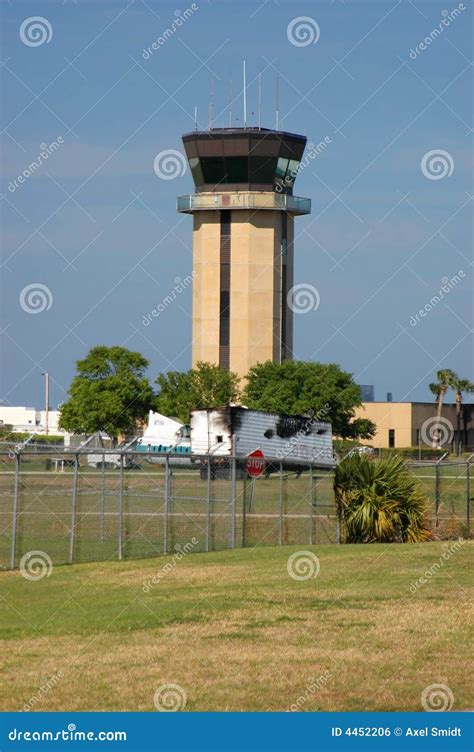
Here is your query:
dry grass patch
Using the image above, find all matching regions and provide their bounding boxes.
[0,542,472,711]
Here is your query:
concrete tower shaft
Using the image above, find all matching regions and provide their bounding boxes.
[177,127,311,379]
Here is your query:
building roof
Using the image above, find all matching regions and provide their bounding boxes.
[361,401,465,407]
[182,126,306,141]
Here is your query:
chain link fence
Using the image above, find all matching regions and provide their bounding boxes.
[0,447,471,570]
[0,447,338,570]
[408,457,472,539]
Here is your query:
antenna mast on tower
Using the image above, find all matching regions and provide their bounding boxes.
[275,75,280,130]
[243,60,247,129]
[208,77,214,130]
[258,73,262,129]
[228,80,233,127]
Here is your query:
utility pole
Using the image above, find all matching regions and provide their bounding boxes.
[42,372,49,436]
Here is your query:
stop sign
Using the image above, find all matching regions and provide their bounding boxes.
[246,449,265,478]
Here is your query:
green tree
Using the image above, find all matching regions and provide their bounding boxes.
[242,360,375,439]
[448,374,474,454]
[428,369,471,449]
[429,369,456,421]
[155,361,241,424]
[334,453,431,543]
[59,346,154,443]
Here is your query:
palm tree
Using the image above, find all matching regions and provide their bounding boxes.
[451,376,474,454]
[334,454,431,543]
[428,369,457,448]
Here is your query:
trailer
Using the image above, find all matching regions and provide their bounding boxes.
[190,407,334,477]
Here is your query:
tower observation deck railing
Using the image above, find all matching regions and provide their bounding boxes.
[177,192,311,215]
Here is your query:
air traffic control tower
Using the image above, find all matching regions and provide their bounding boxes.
[177,127,311,378]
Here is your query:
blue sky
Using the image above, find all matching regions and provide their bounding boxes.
[1,0,472,410]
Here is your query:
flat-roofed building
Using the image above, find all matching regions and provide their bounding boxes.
[353,401,474,449]
[0,406,62,435]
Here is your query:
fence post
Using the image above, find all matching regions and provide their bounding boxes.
[230,455,237,549]
[434,452,448,530]
[100,453,106,544]
[279,462,284,546]
[309,464,314,546]
[467,456,472,535]
[249,477,255,513]
[205,457,211,553]
[118,453,124,561]
[10,452,21,569]
[335,466,341,544]
[242,474,247,548]
[435,462,440,529]
[68,454,79,564]
[164,455,170,555]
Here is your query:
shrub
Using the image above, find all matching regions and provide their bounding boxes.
[334,453,432,543]
[379,447,449,461]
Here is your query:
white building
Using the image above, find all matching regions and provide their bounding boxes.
[0,406,62,435]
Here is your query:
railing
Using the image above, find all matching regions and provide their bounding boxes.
[177,192,311,215]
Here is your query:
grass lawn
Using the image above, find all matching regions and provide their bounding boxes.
[0,542,472,712]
